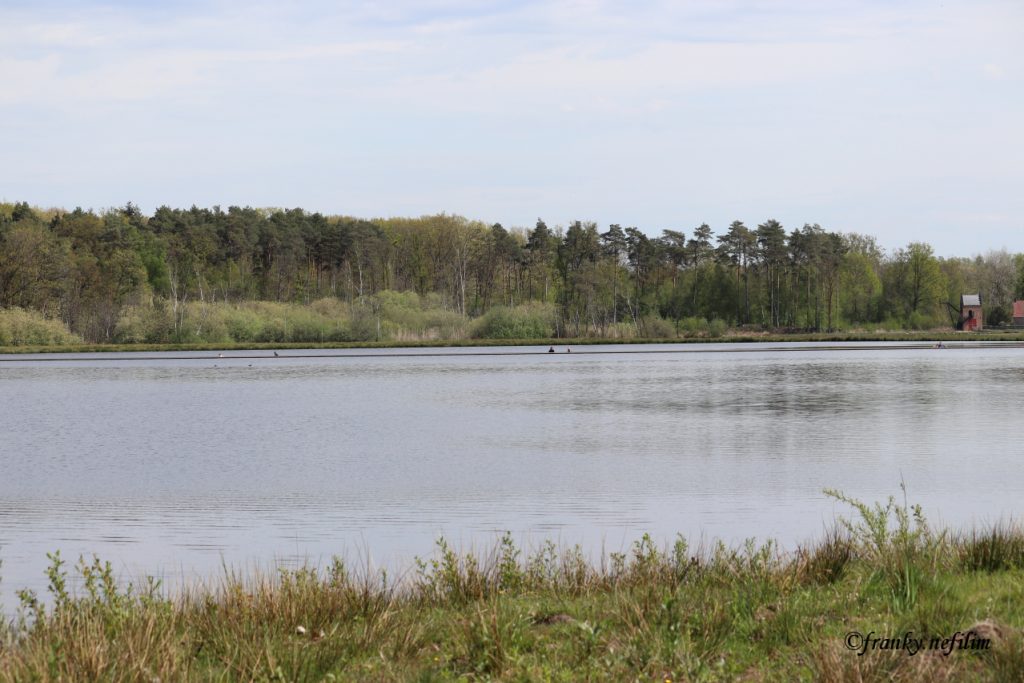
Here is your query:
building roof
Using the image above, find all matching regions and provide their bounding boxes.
[961,294,981,307]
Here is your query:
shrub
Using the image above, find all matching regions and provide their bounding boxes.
[905,311,945,331]
[376,291,468,340]
[221,305,266,342]
[471,303,556,339]
[640,315,675,339]
[678,317,708,338]
[708,318,728,337]
[987,305,1011,327]
[114,303,174,343]
[114,300,356,344]
[0,307,82,346]
[824,484,946,611]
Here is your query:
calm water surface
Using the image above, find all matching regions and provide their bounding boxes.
[1,342,1022,605]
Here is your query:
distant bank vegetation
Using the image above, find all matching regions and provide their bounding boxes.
[1,296,726,345]
[2,201,1022,345]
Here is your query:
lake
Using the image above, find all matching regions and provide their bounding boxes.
[1,342,1022,607]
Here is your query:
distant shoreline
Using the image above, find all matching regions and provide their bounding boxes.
[3,330,1024,355]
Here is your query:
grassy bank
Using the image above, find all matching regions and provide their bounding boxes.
[3,330,1024,355]
[1,492,1022,681]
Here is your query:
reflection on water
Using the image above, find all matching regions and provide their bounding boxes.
[1,343,1022,605]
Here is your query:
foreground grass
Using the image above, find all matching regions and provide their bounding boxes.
[3,329,1024,355]
[2,492,1023,681]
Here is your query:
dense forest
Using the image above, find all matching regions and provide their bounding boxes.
[1,201,1022,345]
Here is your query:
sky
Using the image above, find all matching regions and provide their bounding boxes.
[1,0,1021,256]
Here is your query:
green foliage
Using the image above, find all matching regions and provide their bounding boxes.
[678,316,708,336]
[840,250,882,324]
[883,242,948,327]
[639,314,675,338]
[373,291,467,340]
[986,304,1011,327]
[707,318,728,337]
[414,537,489,605]
[0,308,81,346]
[108,295,471,345]
[2,201,1022,343]
[496,531,523,593]
[905,310,942,330]
[113,302,174,343]
[1015,254,1024,300]
[470,302,556,339]
[670,316,727,338]
[824,484,945,611]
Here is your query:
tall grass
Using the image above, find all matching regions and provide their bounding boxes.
[2,495,1023,681]
[960,522,1024,572]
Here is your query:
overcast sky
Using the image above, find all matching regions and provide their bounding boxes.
[2,0,1021,256]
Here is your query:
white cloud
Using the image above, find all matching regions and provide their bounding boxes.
[983,63,1006,80]
[390,40,875,112]
[0,0,1021,254]
[15,21,109,48]
[0,55,62,104]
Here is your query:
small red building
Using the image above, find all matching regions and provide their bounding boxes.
[1014,300,1024,326]
[961,294,983,331]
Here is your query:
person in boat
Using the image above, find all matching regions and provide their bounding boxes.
[548,346,555,353]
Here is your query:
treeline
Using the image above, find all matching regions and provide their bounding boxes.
[1,201,1022,344]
